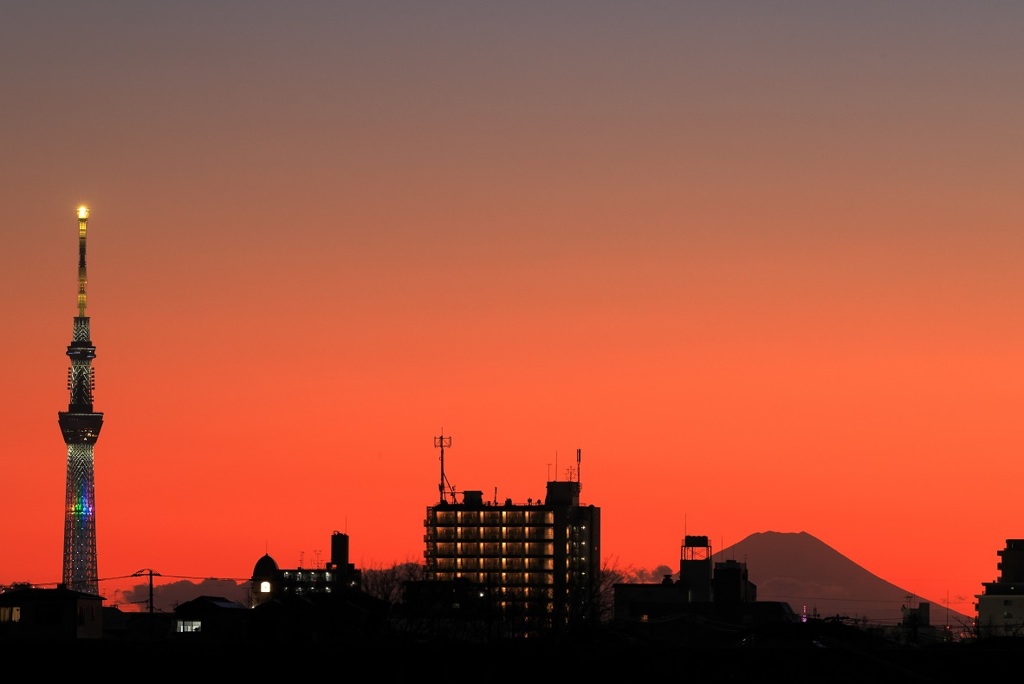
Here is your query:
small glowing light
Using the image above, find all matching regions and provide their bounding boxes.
[77,206,89,219]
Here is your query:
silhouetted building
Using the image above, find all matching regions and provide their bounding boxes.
[713,558,757,603]
[58,206,105,595]
[613,533,780,632]
[397,576,499,644]
[0,585,103,640]
[101,605,173,641]
[680,534,713,601]
[174,595,250,642]
[250,530,361,607]
[259,588,389,645]
[897,600,943,645]
[246,530,387,644]
[976,538,1024,638]
[421,447,600,637]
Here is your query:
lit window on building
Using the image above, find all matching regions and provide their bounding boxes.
[176,620,202,633]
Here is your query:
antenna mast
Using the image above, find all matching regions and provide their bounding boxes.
[59,205,104,595]
[435,431,453,503]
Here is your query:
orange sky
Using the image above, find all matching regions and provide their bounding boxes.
[3,3,1023,618]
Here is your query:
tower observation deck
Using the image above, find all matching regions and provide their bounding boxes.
[58,206,104,595]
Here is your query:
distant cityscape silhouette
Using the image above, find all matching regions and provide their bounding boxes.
[0,208,1021,680]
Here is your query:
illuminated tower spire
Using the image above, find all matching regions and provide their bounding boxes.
[58,205,104,595]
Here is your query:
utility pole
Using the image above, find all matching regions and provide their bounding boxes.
[133,568,161,616]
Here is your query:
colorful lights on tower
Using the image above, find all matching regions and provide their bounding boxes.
[58,205,104,595]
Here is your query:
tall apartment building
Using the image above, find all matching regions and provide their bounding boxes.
[422,453,600,637]
[975,538,1024,638]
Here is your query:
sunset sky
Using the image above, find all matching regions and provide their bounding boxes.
[3,2,1022,618]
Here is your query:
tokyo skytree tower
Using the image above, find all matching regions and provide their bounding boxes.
[58,206,104,595]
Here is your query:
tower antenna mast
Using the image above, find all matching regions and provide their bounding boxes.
[58,206,104,595]
[435,431,454,503]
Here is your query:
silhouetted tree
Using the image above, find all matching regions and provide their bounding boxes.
[361,561,423,607]
[594,559,678,624]
[596,556,633,624]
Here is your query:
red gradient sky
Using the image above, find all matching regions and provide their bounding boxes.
[3,3,1022,618]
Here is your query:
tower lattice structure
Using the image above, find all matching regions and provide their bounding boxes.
[58,206,104,595]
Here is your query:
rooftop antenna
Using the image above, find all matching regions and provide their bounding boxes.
[76,205,89,317]
[435,430,453,503]
[577,448,581,483]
